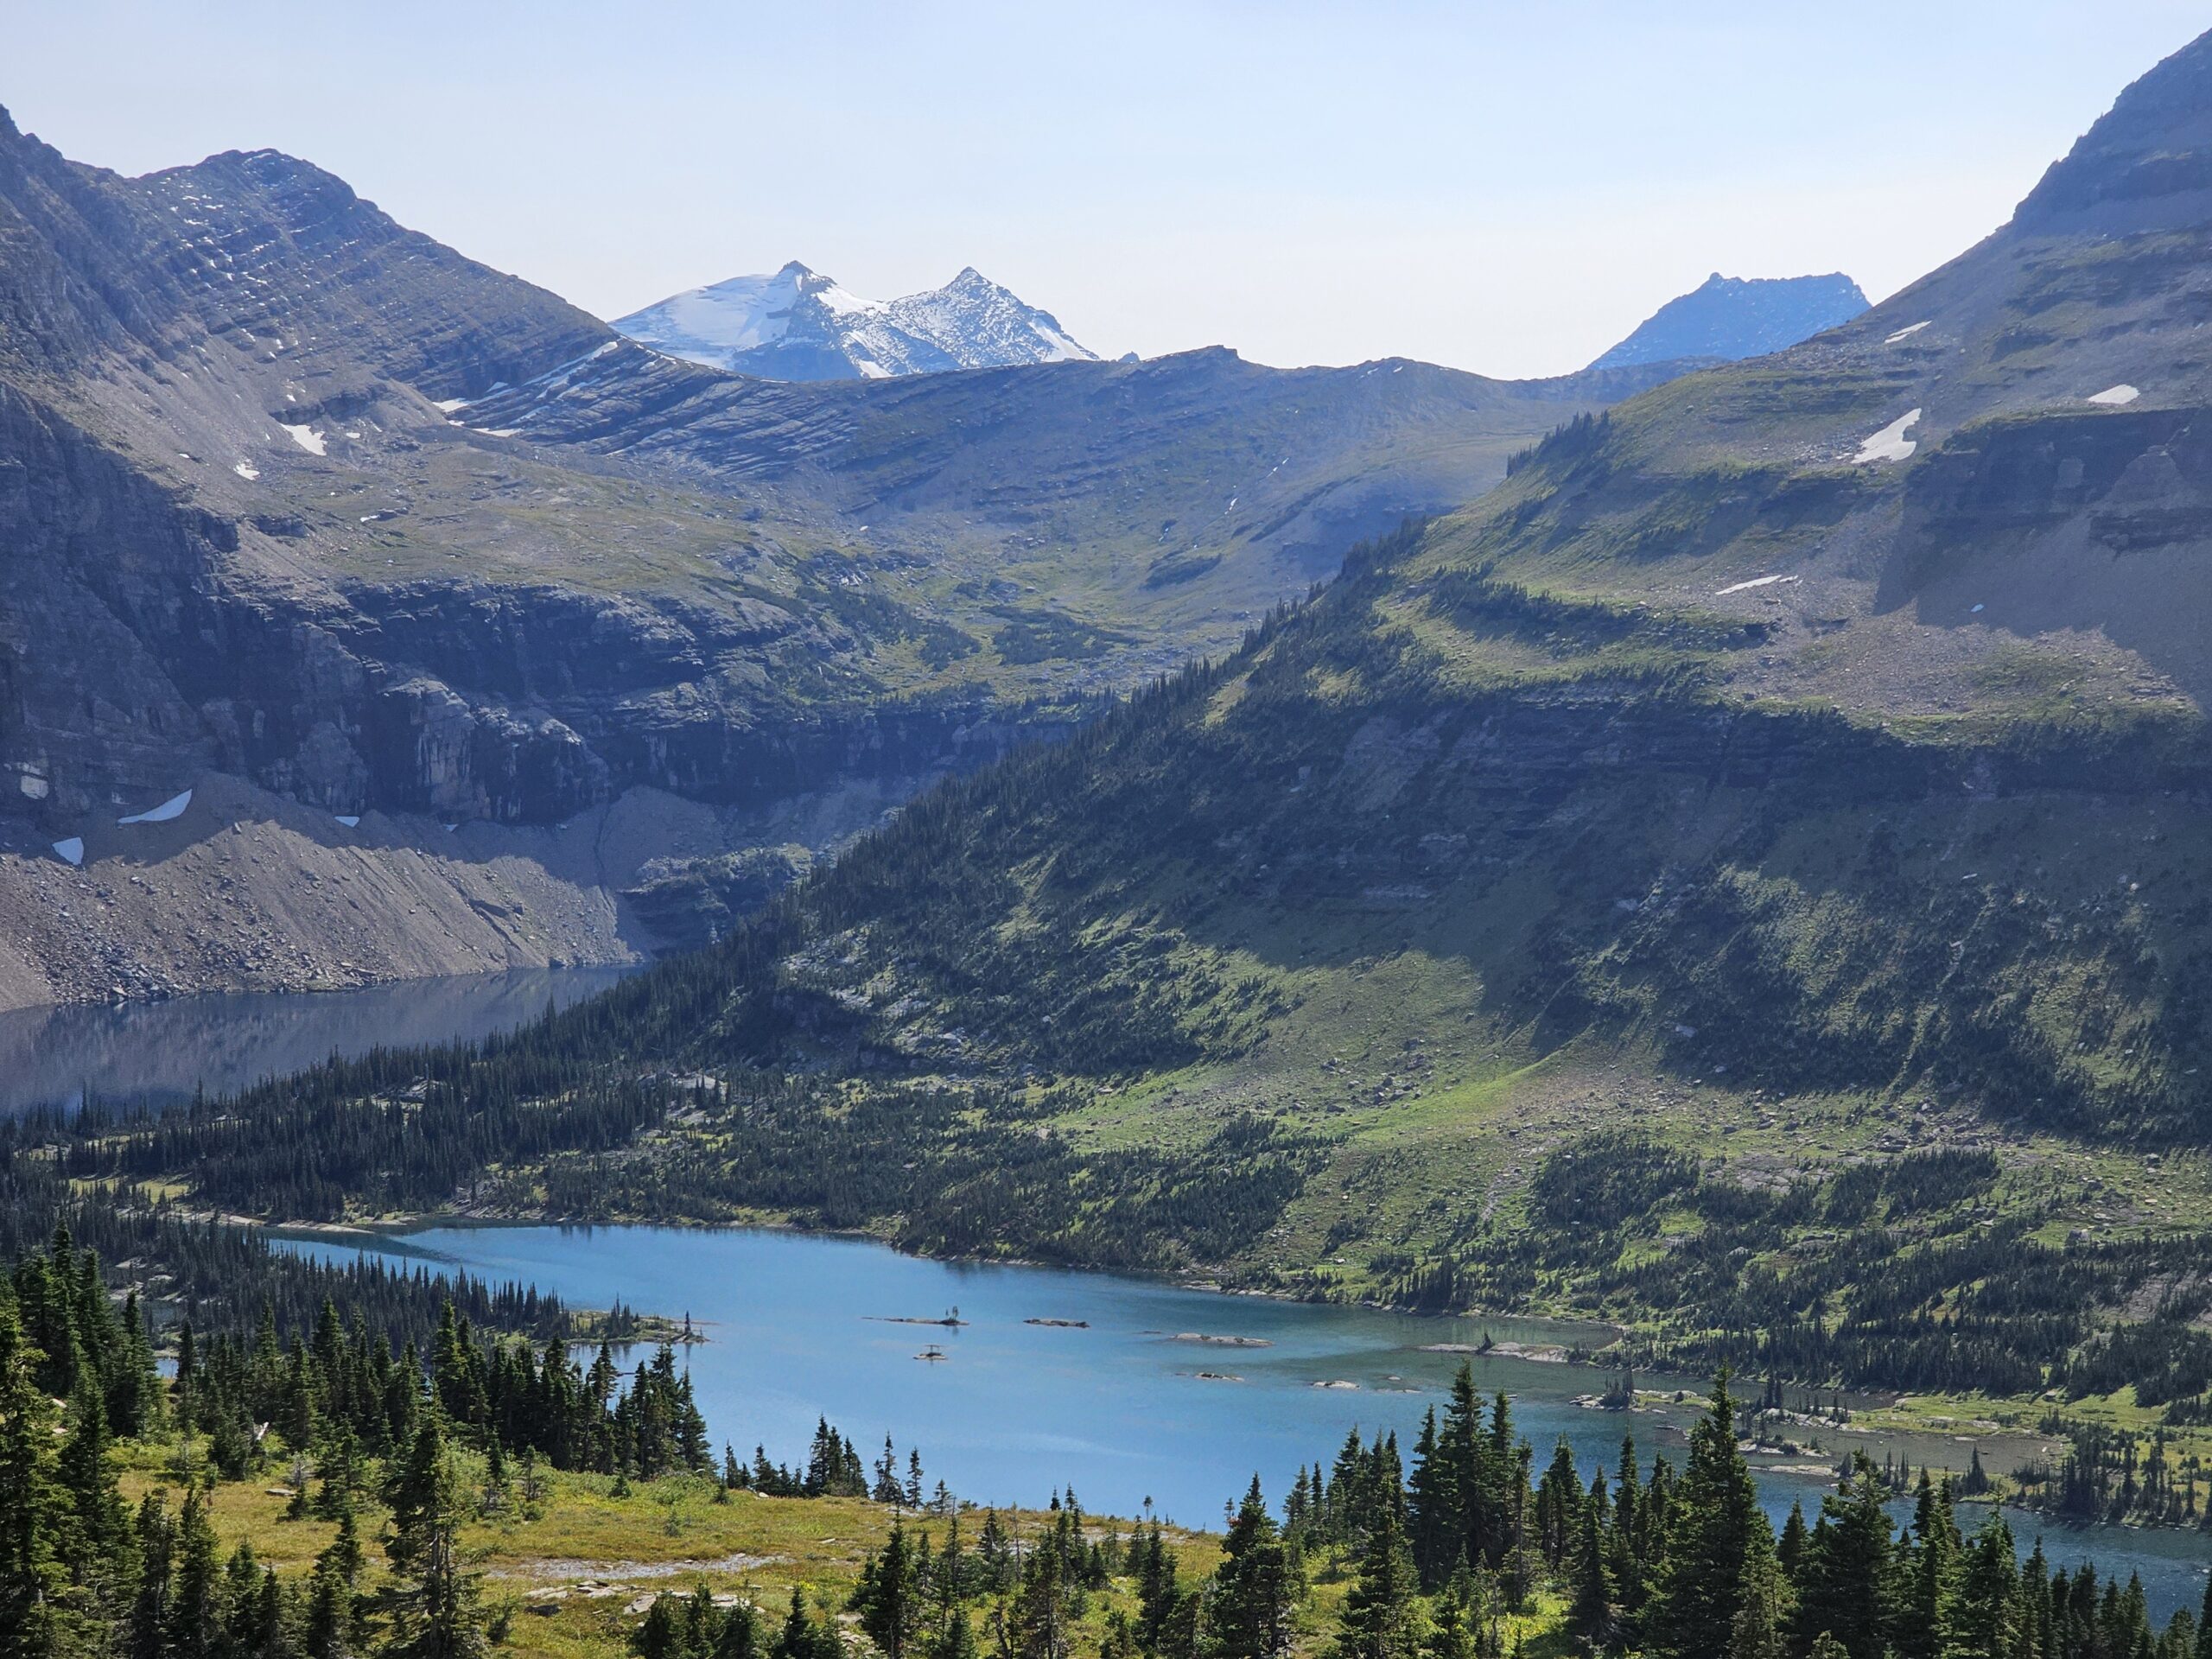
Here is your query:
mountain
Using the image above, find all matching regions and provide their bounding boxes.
[0,110,1682,1007]
[199,25,2212,1389]
[613,260,1096,379]
[1586,270,1868,369]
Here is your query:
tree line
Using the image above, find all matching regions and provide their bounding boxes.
[797,1369,2212,1659]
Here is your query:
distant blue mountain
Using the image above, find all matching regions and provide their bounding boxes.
[1587,272,1869,370]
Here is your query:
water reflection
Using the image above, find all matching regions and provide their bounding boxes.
[0,966,634,1115]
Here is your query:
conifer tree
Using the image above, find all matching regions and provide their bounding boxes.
[1897,1473,1961,1659]
[1644,1376,1759,1659]
[1567,1480,1612,1654]
[934,1603,978,1659]
[853,1521,924,1659]
[1727,1511,1789,1659]
[0,1301,67,1659]
[384,1414,485,1659]
[1211,1478,1299,1659]
[167,1487,224,1659]
[1942,1514,2020,1659]
[1426,1568,1478,1659]
[1789,1455,1897,1659]
[1336,1497,1422,1659]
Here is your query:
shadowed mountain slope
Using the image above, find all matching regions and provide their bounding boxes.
[35,33,2212,1416]
[0,106,1673,1004]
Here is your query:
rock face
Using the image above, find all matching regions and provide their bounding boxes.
[0,107,1686,1006]
[1586,272,1868,370]
[614,29,2212,1149]
[614,260,1095,379]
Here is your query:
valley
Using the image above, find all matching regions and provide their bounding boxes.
[20,21,2211,1443]
[6,16,2212,1659]
[0,106,1678,1007]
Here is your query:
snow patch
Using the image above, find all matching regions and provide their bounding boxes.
[232,461,259,480]
[334,814,360,828]
[614,259,1098,378]
[434,397,469,413]
[277,422,326,455]
[1714,574,1801,596]
[1854,408,1923,465]
[51,837,83,867]
[117,789,192,825]
[2087,384,2140,407]
[1885,321,1931,344]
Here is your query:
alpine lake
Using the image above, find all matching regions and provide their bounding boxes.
[6,965,2205,1614]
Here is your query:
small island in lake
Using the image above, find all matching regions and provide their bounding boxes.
[1167,1332,1271,1347]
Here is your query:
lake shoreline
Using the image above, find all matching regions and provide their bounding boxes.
[270,1219,2212,1596]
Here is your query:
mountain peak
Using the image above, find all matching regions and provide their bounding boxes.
[2012,25,2212,234]
[1586,271,1870,371]
[616,262,1097,381]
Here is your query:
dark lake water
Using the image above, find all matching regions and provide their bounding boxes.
[279,1223,2212,1618]
[0,966,634,1116]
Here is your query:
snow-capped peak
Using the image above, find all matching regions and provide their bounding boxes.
[613,263,1097,382]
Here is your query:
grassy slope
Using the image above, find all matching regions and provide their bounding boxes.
[118,1444,1225,1659]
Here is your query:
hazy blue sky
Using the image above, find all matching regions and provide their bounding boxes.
[12,3,2206,378]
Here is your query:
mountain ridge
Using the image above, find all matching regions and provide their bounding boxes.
[1586,270,1869,371]
[196,22,2212,1360]
[0,106,1685,1007]
[614,258,1096,380]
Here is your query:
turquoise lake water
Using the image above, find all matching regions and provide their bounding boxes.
[280,1222,2212,1618]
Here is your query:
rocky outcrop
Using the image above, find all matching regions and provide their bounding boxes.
[0,103,1685,1007]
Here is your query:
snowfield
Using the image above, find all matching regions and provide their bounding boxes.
[117,789,192,825]
[1854,409,1923,465]
[614,260,1098,380]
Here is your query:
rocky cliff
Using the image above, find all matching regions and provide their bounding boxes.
[0,108,1682,1005]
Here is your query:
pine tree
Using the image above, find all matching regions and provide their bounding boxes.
[1567,1481,1612,1654]
[384,1414,486,1659]
[1942,1514,2019,1659]
[633,1595,683,1659]
[772,1586,838,1659]
[1335,1497,1422,1659]
[167,1487,224,1659]
[1534,1441,1580,1570]
[934,1604,979,1659]
[1136,1520,1181,1652]
[1897,1473,1961,1659]
[1644,1375,1760,1659]
[1727,1511,1789,1659]
[1789,1455,1897,1659]
[0,1302,67,1659]
[130,1494,176,1659]
[716,1601,763,1659]
[1212,1477,1299,1659]
[853,1522,923,1659]
[1408,1408,1457,1590]
[1426,1569,1478,1659]
[1777,1503,1808,1580]
[1007,1512,1083,1659]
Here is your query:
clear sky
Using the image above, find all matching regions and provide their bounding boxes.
[11,3,2206,379]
